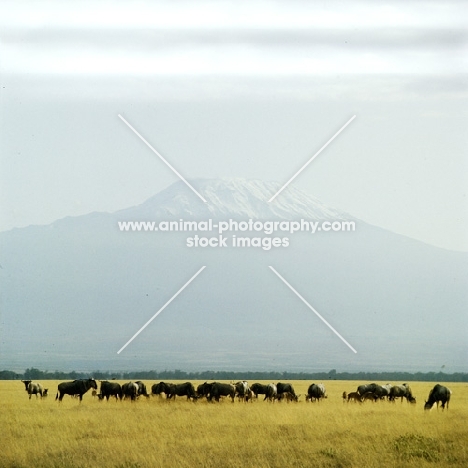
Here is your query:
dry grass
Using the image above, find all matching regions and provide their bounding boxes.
[3,380,467,467]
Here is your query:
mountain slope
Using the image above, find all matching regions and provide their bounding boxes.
[0,179,466,373]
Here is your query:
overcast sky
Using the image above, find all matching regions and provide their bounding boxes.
[1,0,467,251]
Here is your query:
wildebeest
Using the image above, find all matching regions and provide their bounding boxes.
[381,384,393,399]
[245,389,255,402]
[389,384,415,403]
[135,381,150,398]
[357,384,389,401]
[424,384,452,411]
[151,382,168,397]
[251,383,269,399]
[55,378,97,402]
[196,382,213,399]
[209,382,236,402]
[346,391,363,403]
[357,383,379,396]
[362,391,379,402]
[22,380,45,399]
[122,382,139,401]
[167,382,197,400]
[306,383,327,402]
[264,383,277,402]
[234,381,250,401]
[276,383,298,402]
[99,381,123,401]
[370,384,390,400]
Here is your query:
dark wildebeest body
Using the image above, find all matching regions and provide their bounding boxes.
[22,380,45,399]
[151,382,168,397]
[389,384,416,403]
[264,383,277,402]
[306,383,327,402]
[196,382,213,399]
[55,379,97,402]
[122,382,139,401]
[251,383,269,399]
[166,382,197,400]
[357,383,379,396]
[209,382,236,402]
[276,382,298,402]
[99,381,122,401]
[424,384,452,410]
[372,385,390,400]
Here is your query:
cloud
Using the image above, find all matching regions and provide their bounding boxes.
[1,1,466,77]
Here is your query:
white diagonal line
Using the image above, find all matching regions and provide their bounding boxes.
[117,266,206,354]
[118,114,207,203]
[268,115,356,202]
[269,266,357,353]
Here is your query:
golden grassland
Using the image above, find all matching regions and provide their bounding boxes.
[3,380,467,468]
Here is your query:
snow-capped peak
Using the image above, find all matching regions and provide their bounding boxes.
[118,178,352,220]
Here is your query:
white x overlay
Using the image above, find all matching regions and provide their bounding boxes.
[117,266,206,354]
[268,115,356,202]
[269,266,357,353]
[118,114,207,203]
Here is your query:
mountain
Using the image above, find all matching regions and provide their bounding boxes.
[116,178,349,220]
[1,178,467,373]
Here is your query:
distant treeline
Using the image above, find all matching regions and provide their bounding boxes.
[1,367,467,382]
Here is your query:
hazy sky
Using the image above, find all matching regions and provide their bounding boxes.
[1,0,467,251]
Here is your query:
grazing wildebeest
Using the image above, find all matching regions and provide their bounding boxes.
[209,382,236,402]
[342,391,347,403]
[424,384,452,411]
[166,382,197,400]
[196,382,213,399]
[135,381,150,398]
[99,381,123,401]
[306,383,327,402]
[389,384,415,403]
[122,382,139,401]
[276,383,298,401]
[347,391,363,403]
[251,383,269,399]
[55,378,97,402]
[234,381,250,401]
[264,383,277,402]
[22,380,45,399]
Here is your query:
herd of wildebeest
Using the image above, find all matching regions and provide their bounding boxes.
[20,378,452,410]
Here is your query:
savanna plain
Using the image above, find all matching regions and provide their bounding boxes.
[3,380,467,468]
